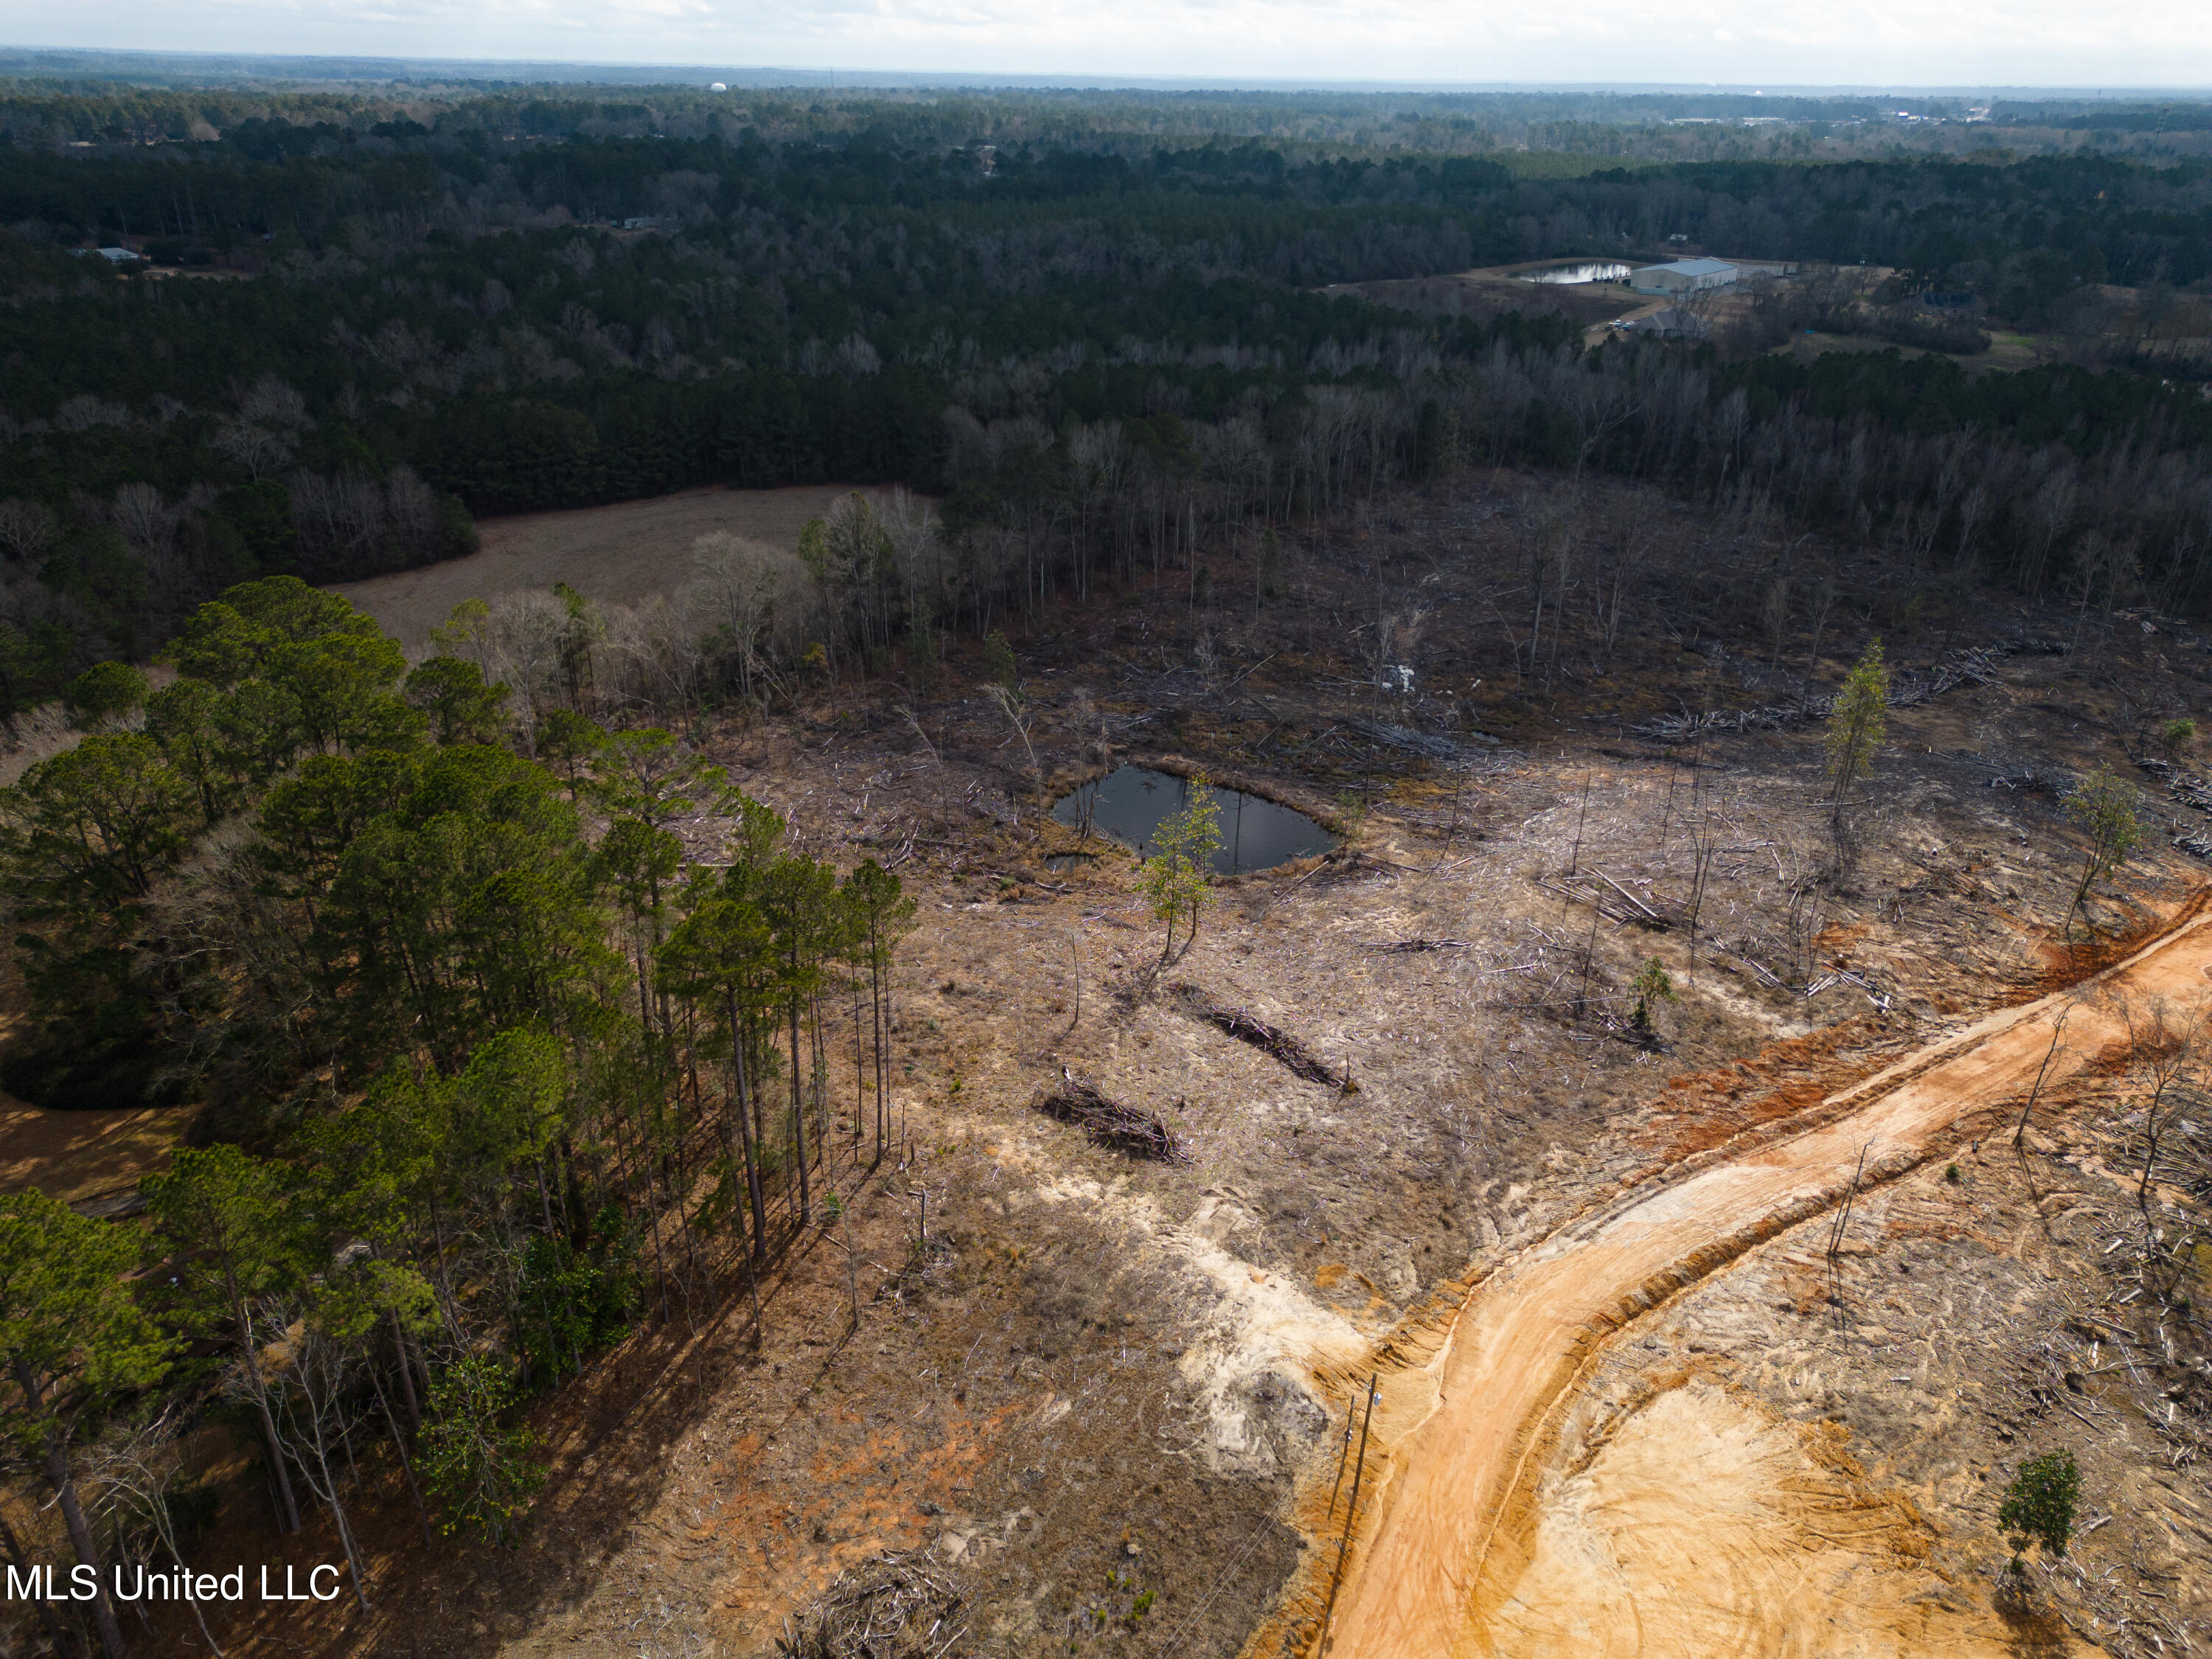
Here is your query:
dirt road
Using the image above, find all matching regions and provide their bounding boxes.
[1318,901,2212,1658]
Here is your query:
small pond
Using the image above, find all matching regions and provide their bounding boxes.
[1051,766,1335,874]
[1518,260,1633,285]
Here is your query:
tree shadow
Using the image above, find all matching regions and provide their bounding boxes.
[156,1220,846,1659]
[1994,1580,2079,1659]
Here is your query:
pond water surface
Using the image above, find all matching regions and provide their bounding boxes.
[1518,260,1633,285]
[1051,766,1335,874]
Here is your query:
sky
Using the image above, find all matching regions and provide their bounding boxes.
[13,0,2212,91]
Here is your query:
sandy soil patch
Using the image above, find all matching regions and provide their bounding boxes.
[1486,1379,2029,1658]
[331,484,892,649]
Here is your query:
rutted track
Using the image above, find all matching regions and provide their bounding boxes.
[1304,898,2212,1659]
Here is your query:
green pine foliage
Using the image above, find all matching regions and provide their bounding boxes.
[0,572,922,1563]
[1630,958,1677,1031]
[1142,776,1222,965]
[1998,1450,2081,1575]
[420,1356,544,1546]
[0,1190,173,1653]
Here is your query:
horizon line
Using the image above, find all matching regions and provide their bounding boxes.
[4,46,2211,99]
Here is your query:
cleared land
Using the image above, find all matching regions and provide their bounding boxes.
[1322,268,1635,330]
[1302,911,2212,1659]
[14,469,2212,1659]
[1331,262,2212,372]
[330,482,889,648]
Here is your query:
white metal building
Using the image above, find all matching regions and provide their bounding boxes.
[1628,258,1738,296]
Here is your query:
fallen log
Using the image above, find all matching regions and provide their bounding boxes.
[1173,986,1356,1092]
[1534,877,1669,931]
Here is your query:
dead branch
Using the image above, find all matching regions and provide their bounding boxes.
[1631,641,2036,744]
[1534,876,1670,931]
[776,1550,972,1659]
[1172,986,1357,1091]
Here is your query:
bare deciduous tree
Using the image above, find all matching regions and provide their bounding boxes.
[2112,994,2208,1258]
[94,1411,228,1656]
[209,420,296,480]
[0,497,60,563]
[689,531,817,706]
[237,375,313,431]
[266,1315,374,1611]
[985,682,1040,799]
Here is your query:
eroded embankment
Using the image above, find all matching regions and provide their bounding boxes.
[1287,900,2212,1659]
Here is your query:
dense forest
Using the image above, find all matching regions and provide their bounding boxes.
[2,78,2212,707]
[1,574,918,1655]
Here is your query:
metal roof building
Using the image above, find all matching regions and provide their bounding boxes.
[1628,258,1738,295]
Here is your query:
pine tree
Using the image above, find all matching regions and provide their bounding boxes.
[420,1356,543,1545]
[1823,638,1889,852]
[143,1145,310,1535]
[1998,1450,2080,1575]
[0,1192,171,1659]
[843,860,916,1161]
[1144,778,1222,964]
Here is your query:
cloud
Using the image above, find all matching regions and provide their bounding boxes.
[28,0,2212,85]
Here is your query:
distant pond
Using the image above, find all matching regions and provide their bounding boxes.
[1518,260,1633,285]
[1051,766,1335,874]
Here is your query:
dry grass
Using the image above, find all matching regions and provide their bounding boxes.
[0,1008,187,1206]
[331,483,898,648]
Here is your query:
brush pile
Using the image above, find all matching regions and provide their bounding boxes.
[1032,1072,1186,1161]
[776,1551,971,1659]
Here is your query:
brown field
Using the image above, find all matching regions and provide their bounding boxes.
[331,482,894,648]
[0,1015,184,1208]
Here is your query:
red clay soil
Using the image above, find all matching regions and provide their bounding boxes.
[1273,891,2212,1659]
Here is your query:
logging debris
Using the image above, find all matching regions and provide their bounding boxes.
[1032,1072,1188,1161]
[1172,986,1357,1092]
[1630,641,2036,745]
[776,1551,972,1659]
[1535,875,1672,931]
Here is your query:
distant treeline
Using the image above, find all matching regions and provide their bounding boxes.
[4,92,2212,715]
[4,97,2212,291]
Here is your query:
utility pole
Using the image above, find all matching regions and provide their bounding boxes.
[1319,1374,1380,1653]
